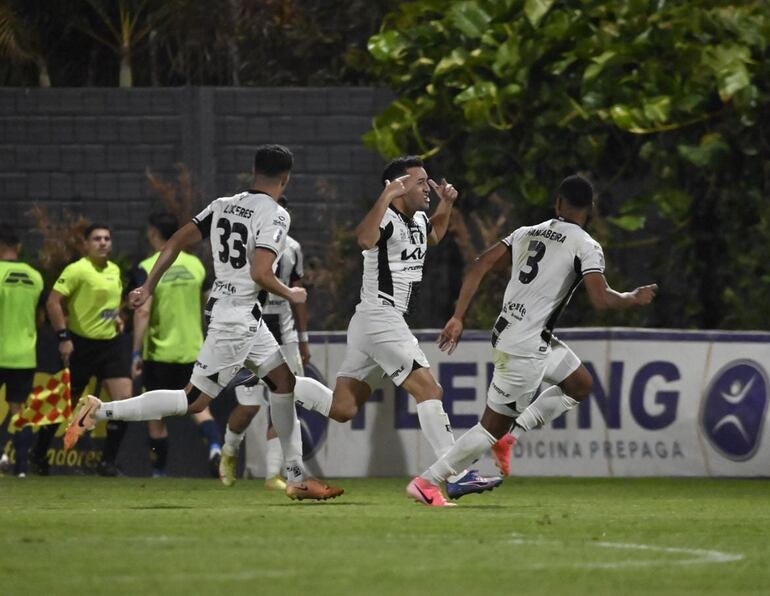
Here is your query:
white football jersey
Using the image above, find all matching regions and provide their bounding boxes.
[262,235,303,344]
[357,206,431,315]
[192,191,290,302]
[493,217,605,356]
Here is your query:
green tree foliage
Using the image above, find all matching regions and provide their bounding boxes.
[365,0,770,330]
[0,0,400,86]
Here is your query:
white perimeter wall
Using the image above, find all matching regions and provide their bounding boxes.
[245,328,770,478]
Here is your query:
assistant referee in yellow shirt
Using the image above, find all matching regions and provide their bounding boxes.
[33,224,133,476]
[0,225,44,477]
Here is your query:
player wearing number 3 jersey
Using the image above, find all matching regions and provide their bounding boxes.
[407,174,658,506]
[64,144,342,500]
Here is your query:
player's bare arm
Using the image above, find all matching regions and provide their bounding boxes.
[583,272,658,310]
[130,222,202,309]
[46,289,73,363]
[427,178,459,245]
[438,241,510,354]
[290,279,311,363]
[251,248,307,305]
[355,174,412,249]
[131,296,152,378]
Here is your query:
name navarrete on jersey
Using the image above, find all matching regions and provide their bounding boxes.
[526,227,568,243]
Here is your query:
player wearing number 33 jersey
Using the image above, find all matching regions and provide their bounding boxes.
[192,192,289,302]
[65,145,344,500]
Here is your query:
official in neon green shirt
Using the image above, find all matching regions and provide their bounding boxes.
[36,224,133,476]
[132,212,222,477]
[0,225,44,477]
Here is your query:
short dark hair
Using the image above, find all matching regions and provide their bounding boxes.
[0,224,20,247]
[253,144,294,177]
[381,155,424,187]
[557,175,594,209]
[84,223,111,239]
[148,211,179,241]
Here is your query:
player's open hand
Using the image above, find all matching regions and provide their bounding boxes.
[428,178,458,203]
[381,174,412,203]
[438,316,464,354]
[632,284,658,306]
[287,286,307,305]
[129,286,151,309]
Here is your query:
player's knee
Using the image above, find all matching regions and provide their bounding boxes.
[330,391,358,423]
[564,369,592,402]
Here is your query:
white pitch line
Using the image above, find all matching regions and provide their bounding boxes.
[508,535,743,569]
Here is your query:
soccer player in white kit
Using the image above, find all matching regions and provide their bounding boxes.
[296,156,502,500]
[64,145,342,501]
[219,200,311,489]
[407,174,658,506]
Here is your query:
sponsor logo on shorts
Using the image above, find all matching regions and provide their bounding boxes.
[701,360,768,461]
[194,360,208,370]
[390,365,405,379]
[491,381,511,399]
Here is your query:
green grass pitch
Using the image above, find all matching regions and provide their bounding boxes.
[1,477,768,595]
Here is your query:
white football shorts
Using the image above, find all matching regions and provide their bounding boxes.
[191,297,284,399]
[234,342,303,407]
[337,308,429,387]
[486,338,581,417]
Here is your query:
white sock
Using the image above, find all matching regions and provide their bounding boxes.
[415,399,466,481]
[223,425,245,457]
[293,376,332,417]
[422,423,496,484]
[511,386,579,439]
[265,436,283,478]
[96,389,187,421]
[268,391,305,482]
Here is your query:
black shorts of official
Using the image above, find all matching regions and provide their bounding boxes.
[70,332,131,397]
[143,361,194,391]
[0,368,35,403]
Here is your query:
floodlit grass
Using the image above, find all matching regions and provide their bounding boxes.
[0,477,767,595]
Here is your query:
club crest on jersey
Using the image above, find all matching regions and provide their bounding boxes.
[408,227,425,245]
[701,360,768,461]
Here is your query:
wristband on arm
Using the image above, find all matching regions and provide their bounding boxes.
[298,332,309,342]
[56,329,70,342]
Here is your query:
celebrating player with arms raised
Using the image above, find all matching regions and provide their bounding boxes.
[296,155,502,500]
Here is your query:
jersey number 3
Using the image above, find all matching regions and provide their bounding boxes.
[216,218,247,269]
[518,240,546,284]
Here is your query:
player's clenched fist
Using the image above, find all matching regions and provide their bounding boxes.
[287,286,307,305]
[632,284,658,305]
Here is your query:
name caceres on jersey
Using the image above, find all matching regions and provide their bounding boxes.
[261,235,303,343]
[494,217,605,356]
[192,191,289,302]
[358,206,432,316]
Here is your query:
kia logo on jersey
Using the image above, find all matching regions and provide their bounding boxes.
[298,362,329,460]
[701,360,768,461]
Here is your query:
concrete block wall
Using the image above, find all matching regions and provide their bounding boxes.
[0,87,458,327]
[0,87,392,256]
